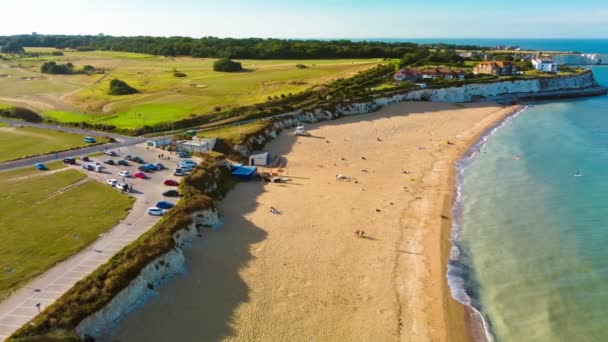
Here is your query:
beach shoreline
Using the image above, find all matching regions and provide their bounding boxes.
[437,104,524,342]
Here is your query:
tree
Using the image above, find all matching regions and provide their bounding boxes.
[213,58,244,72]
[40,61,74,74]
[1,41,24,54]
[108,79,138,95]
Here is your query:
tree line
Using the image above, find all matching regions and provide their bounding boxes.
[0,34,487,59]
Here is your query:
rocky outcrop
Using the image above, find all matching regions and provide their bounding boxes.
[75,209,220,339]
[233,72,606,155]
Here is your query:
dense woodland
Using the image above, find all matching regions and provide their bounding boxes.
[0,34,485,59]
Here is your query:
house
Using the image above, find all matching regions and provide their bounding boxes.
[532,57,558,73]
[472,61,519,76]
[177,137,216,153]
[393,68,421,82]
[249,151,270,166]
[420,68,466,80]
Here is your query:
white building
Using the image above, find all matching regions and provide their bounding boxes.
[532,57,558,73]
[177,137,216,153]
[146,138,172,148]
[249,151,270,166]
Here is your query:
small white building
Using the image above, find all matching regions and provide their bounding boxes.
[249,151,270,166]
[177,137,216,153]
[532,57,558,73]
[146,138,172,148]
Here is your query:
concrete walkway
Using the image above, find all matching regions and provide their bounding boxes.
[0,145,176,340]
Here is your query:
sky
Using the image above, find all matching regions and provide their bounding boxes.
[1,0,608,38]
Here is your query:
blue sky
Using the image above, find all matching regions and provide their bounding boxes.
[2,0,608,38]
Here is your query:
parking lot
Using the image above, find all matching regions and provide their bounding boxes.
[0,143,197,339]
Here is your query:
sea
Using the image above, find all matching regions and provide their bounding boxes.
[358,38,608,54]
[445,39,608,341]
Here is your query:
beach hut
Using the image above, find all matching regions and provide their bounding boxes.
[231,164,257,180]
[249,151,270,166]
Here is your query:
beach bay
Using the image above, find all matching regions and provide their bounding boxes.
[101,102,519,342]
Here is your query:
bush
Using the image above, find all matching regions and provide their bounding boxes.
[51,51,64,56]
[296,64,308,69]
[213,58,243,72]
[173,71,187,77]
[108,79,138,95]
[0,106,43,122]
[40,61,74,75]
[1,41,24,54]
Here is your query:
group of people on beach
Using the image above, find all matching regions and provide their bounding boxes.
[355,230,366,238]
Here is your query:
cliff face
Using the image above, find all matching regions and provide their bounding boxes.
[234,72,605,155]
[75,209,220,339]
[552,54,608,65]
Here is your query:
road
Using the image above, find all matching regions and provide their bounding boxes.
[0,119,152,172]
[0,144,181,340]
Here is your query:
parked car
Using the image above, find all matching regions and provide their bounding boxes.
[89,161,102,167]
[173,170,187,177]
[162,190,180,197]
[155,201,175,209]
[34,163,47,170]
[117,160,130,166]
[144,163,159,171]
[82,163,94,171]
[104,150,117,156]
[134,172,148,179]
[146,207,165,216]
[125,155,134,161]
[118,170,131,178]
[154,163,167,170]
[180,159,197,167]
[132,156,145,164]
[163,179,179,186]
[84,136,96,143]
[177,151,190,158]
[104,159,115,165]
[106,179,118,186]
[138,165,155,172]
[81,156,90,162]
[63,157,76,165]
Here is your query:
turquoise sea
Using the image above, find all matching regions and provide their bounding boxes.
[449,65,608,341]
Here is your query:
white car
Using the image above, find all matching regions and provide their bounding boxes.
[104,151,117,156]
[89,161,102,167]
[106,179,118,186]
[147,207,165,216]
[118,170,131,178]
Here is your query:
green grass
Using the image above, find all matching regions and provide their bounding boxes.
[1,51,380,129]
[0,167,135,300]
[0,126,107,162]
[199,120,271,145]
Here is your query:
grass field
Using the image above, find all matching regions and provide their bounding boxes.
[0,125,105,162]
[0,166,134,300]
[0,49,381,129]
[199,121,270,145]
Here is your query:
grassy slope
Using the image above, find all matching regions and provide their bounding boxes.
[198,121,270,145]
[0,126,104,162]
[1,50,380,129]
[0,167,134,300]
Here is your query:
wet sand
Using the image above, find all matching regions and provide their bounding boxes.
[102,102,520,342]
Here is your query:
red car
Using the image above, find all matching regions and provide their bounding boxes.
[134,172,148,179]
[163,179,179,186]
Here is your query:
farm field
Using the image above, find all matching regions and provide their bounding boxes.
[0,125,104,162]
[0,49,381,129]
[0,166,134,300]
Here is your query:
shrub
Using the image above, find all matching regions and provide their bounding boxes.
[213,58,243,72]
[296,64,308,69]
[0,106,43,122]
[108,79,138,95]
[40,62,74,75]
[173,71,187,77]
[51,51,64,56]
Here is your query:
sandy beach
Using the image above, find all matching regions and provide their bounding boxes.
[104,101,521,342]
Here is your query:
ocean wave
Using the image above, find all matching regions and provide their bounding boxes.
[447,105,528,342]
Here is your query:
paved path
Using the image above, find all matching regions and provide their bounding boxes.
[0,145,177,340]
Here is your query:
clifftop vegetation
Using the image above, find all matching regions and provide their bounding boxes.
[0,34,487,59]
